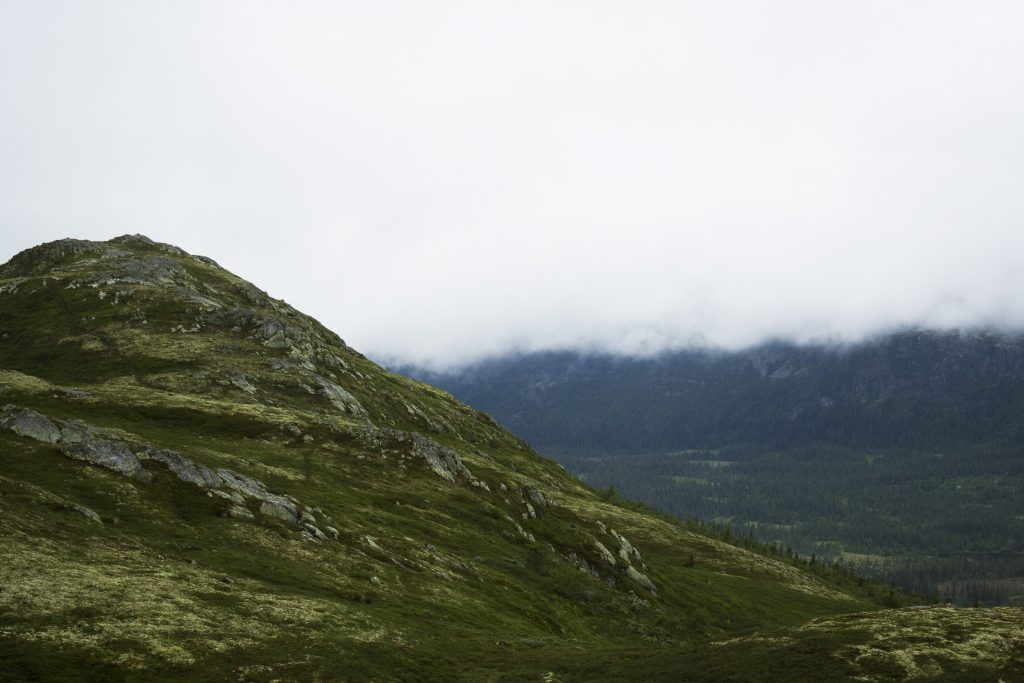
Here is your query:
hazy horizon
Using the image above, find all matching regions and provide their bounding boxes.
[3,2,1023,368]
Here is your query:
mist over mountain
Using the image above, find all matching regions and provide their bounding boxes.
[4,2,1024,368]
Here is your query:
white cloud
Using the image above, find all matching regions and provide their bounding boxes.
[2,1,1023,367]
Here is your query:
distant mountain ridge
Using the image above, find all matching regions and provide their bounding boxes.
[408,330,1024,455]
[406,331,1024,606]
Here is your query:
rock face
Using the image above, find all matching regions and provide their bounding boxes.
[315,377,368,417]
[593,540,617,566]
[0,409,62,444]
[626,566,657,593]
[60,439,153,483]
[145,448,224,488]
[407,433,476,484]
[524,486,551,511]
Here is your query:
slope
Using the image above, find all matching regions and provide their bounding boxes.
[412,342,1024,605]
[0,235,1019,681]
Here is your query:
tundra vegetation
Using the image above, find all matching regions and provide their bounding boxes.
[0,236,1021,681]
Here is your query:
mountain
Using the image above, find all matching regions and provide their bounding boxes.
[407,335,1024,606]
[0,236,1021,681]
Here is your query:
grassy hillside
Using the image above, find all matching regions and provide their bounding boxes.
[0,235,1020,681]
[412,342,1024,606]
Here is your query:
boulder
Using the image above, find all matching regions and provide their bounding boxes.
[626,566,656,593]
[524,486,550,510]
[315,377,367,417]
[1,409,62,443]
[260,500,299,524]
[223,505,255,521]
[146,448,224,488]
[593,541,617,566]
[407,433,475,484]
[60,439,153,483]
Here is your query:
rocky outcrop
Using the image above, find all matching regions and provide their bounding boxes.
[525,487,549,509]
[216,469,300,524]
[626,566,657,593]
[0,405,331,539]
[407,433,477,484]
[0,238,129,277]
[611,529,642,564]
[315,377,367,417]
[0,408,62,443]
[145,447,224,488]
[61,439,153,483]
[593,540,617,566]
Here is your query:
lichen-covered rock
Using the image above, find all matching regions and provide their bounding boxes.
[227,373,257,394]
[626,566,656,593]
[223,505,255,521]
[315,377,367,417]
[525,487,549,509]
[0,238,129,277]
[407,433,476,484]
[259,499,299,524]
[146,448,224,488]
[60,439,153,483]
[0,408,62,443]
[57,420,95,444]
[566,551,600,578]
[593,540,617,566]
[302,523,329,541]
[612,530,642,564]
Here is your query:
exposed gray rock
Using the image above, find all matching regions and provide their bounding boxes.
[612,530,642,564]
[223,505,255,521]
[145,448,224,488]
[109,234,186,256]
[0,409,62,443]
[259,499,299,525]
[302,523,330,541]
[228,373,257,394]
[524,486,550,511]
[2,404,324,532]
[57,420,95,444]
[407,433,475,484]
[209,489,246,506]
[626,566,657,593]
[0,238,129,277]
[192,255,222,269]
[62,389,91,398]
[593,540,617,566]
[566,551,600,578]
[82,255,190,287]
[315,377,367,416]
[60,439,153,483]
[346,427,479,485]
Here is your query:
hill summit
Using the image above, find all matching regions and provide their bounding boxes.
[0,235,1021,681]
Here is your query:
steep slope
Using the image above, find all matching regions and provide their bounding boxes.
[0,236,1019,681]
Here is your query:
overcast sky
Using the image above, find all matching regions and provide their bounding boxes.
[2,2,1023,368]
